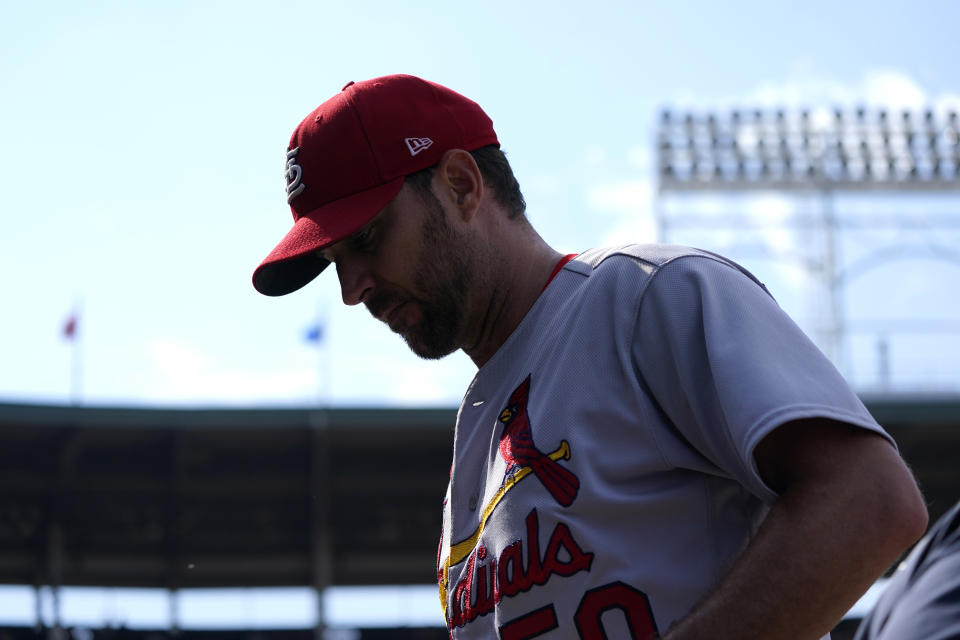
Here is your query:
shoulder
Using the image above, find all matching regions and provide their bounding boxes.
[568,244,771,300]
[574,243,717,271]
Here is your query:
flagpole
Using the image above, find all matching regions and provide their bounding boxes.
[304,304,329,406]
[71,336,81,406]
[62,300,83,406]
[70,298,83,406]
[317,305,329,406]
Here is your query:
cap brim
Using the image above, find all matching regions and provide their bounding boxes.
[252,177,405,296]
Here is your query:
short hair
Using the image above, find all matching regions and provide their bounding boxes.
[405,145,527,220]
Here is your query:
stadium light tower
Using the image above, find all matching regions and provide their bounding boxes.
[655,106,960,377]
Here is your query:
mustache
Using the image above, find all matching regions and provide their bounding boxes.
[365,291,407,320]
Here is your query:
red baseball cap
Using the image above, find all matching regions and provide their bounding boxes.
[252,74,500,296]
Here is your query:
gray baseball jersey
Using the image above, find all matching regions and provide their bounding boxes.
[436,245,891,639]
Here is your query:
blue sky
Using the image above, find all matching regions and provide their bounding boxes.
[2,0,959,409]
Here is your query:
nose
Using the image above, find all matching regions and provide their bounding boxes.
[335,258,375,306]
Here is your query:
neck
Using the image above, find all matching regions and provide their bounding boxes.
[463,230,562,368]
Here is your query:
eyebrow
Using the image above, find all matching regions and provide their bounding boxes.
[319,217,379,262]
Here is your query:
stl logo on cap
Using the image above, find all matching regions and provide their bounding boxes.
[285,147,306,204]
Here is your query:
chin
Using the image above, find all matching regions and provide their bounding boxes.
[406,342,458,361]
[402,332,459,361]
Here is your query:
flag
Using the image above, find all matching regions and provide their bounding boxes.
[62,313,77,341]
[304,322,324,344]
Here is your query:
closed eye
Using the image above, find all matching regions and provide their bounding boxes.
[350,224,377,252]
[353,228,371,247]
[318,219,379,264]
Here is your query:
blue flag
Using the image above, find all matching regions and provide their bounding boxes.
[304,323,324,344]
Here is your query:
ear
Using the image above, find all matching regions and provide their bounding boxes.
[435,149,483,221]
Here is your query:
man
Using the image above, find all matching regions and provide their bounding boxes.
[253,75,928,639]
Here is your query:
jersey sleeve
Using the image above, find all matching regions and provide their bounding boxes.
[632,254,891,502]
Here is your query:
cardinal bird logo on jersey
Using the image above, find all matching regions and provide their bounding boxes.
[498,375,580,507]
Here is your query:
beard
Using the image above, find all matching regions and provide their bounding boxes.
[366,189,475,360]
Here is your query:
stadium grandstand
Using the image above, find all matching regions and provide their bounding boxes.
[1,395,958,640]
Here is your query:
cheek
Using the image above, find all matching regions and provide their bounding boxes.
[370,247,420,294]
[384,234,433,289]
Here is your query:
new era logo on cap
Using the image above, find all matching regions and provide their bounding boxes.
[405,137,434,156]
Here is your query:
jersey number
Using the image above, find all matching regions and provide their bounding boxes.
[499,581,658,640]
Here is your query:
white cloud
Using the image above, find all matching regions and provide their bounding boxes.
[384,359,467,406]
[144,339,316,404]
[682,67,952,115]
[727,67,960,117]
[584,179,657,246]
[745,77,855,109]
[586,180,653,215]
[935,93,960,114]
[861,70,927,110]
[743,194,796,256]
[743,194,794,223]
[149,339,208,377]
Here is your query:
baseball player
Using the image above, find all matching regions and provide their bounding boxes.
[253,75,928,639]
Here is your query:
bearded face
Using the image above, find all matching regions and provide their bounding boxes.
[363,187,476,360]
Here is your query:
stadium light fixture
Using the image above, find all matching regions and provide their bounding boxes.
[657,107,960,192]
